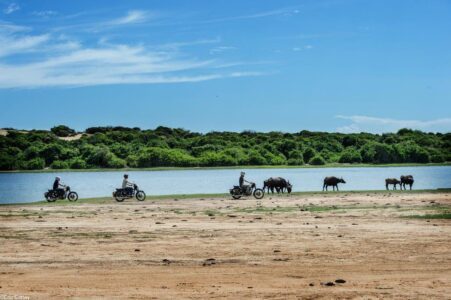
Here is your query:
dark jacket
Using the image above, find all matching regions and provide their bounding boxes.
[239,175,245,187]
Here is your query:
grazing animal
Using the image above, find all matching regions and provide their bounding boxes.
[263,177,292,194]
[323,176,346,191]
[385,178,401,190]
[400,175,414,190]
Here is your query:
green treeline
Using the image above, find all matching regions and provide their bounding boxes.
[0,125,449,170]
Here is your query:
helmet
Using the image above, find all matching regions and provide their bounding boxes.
[124,174,129,178]
[55,176,60,181]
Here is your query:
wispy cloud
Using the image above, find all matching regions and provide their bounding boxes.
[3,3,20,14]
[292,45,313,51]
[0,34,50,57]
[157,38,221,50]
[110,10,154,25]
[0,21,29,32]
[201,6,301,24]
[32,10,58,18]
[336,115,451,133]
[210,46,236,55]
[0,25,262,88]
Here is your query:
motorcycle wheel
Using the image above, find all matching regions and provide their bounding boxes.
[68,192,78,201]
[136,191,146,201]
[115,191,126,202]
[231,188,242,199]
[46,191,57,202]
[253,188,265,199]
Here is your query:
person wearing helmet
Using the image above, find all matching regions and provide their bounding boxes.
[53,176,66,197]
[122,174,134,196]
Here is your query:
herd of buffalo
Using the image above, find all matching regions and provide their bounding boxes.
[262,175,415,194]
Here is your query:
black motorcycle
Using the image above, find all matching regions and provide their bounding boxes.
[44,186,78,202]
[229,182,264,200]
[113,184,146,202]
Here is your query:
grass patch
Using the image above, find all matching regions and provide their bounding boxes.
[49,231,116,239]
[204,209,221,216]
[403,213,451,219]
[0,231,38,240]
[234,203,421,214]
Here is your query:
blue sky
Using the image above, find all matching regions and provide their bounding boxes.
[0,0,450,133]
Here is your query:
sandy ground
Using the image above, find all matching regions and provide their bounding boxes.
[0,192,450,299]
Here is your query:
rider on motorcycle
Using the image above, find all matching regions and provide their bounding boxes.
[122,174,134,196]
[239,172,251,193]
[53,176,66,198]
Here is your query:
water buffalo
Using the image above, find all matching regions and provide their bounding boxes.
[263,177,292,194]
[400,175,414,190]
[323,176,346,191]
[385,178,401,190]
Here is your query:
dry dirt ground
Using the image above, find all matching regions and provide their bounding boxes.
[1,192,450,299]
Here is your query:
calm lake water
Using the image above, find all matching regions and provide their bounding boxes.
[0,166,450,204]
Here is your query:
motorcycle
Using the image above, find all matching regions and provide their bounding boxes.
[44,186,78,202]
[113,184,146,202]
[229,182,264,200]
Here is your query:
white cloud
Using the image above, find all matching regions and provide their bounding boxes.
[32,10,58,17]
[110,10,153,25]
[209,46,236,54]
[3,3,20,14]
[0,31,262,88]
[336,115,451,133]
[292,45,313,51]
[0,14,265,88]
[0,22,29,32]
[0,34,50,57]
[201,6,301,24]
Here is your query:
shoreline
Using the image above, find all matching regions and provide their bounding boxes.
[2,188,450,206]
[1,162,450,174]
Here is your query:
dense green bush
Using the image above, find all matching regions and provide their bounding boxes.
[0,127,448,170]
[51,125,76,137]
[50,160,69,169]
[339,148,363,164]
[303,147,317,163]
[68,157,87,169]
[309,155,326,165]
[23,158,45,170]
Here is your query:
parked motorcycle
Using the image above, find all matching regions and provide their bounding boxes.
[113,184,146,202]
[229,182,264,199]
[44,186,78,202]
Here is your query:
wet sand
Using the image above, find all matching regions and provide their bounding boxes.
[1,191,450,299]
